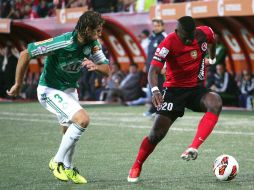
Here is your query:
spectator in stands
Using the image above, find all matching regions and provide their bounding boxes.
[139,29,150,56]
[238,70,254,110]
[207,33,227,87]
[209,64,238,106]
[91,0,118,13]
[78,68,94,100]
[2,43,18,98]
[37,0,53,17]
[211,33,227,72]
[20,72,40,99]
[143,18,167,116]
[106,63,144,103]
[0,0,12,18]
[99,62,125,101]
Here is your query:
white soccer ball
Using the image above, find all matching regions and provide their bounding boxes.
[213,154,239,181]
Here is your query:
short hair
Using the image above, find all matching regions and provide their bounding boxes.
[178,16,196,33]
[152,18,164,26]
[142,29,150,37]
[75,11,105,33]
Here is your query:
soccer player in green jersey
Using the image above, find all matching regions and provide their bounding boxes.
[7,11,110,184]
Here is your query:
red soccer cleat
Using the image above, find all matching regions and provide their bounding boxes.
[181,147,198,161]
[127,167,142,183]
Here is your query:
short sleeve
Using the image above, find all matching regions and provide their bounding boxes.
[27,33,69,58]
[198,26,215,44]
[151,35,171,69]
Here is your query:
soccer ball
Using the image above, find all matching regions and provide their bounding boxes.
[213,154,239,181]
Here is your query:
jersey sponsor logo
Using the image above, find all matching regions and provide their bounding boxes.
[201,42,207,52]
[36,46,47,54]
[34,38,53,46]
[198,59,205,80]
[61,61,83,73]
[158,47,169,58]
[190,50,198,59]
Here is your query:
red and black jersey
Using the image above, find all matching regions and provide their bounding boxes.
[151,26,215,88]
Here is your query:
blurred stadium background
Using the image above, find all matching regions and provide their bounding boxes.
[0,0,254,189]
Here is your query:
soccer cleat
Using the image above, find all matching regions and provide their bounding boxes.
[65,167,87,184]
[181,147,198,161]
[49,158,68,181]
[49,157,57,170]
[127,167,141,183]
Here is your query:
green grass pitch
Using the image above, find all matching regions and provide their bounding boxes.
[0,102,253,190]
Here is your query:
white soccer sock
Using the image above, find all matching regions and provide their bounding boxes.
[63,144,76,169]
[54,123,85,163]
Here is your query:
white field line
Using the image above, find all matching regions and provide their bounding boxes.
[1,110,253,126]
[0,116,254,136]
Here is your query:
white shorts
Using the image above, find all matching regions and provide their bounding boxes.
[37,85,83,127]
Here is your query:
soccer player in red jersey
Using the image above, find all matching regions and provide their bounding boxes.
[127,16,222,182]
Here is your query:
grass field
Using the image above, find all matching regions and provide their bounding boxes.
[0,102,253,190]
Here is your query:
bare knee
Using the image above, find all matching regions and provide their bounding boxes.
[204,92,223,115]
[72,109,90,128]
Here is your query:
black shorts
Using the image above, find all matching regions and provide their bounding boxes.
[157,86,210,118]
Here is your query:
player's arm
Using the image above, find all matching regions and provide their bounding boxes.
[83,58,110,76]
[148,38,170,108]
[200,26,216,64]
[208,42,216,59]
[83,40,110,76]
[148,65,163,108]
[7,49,31,96]
[7,35,67,96]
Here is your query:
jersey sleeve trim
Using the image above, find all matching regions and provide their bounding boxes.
[28,34,73,58]
[151,59,164,69]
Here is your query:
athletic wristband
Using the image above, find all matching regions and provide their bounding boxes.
[151,86,159,93]
[208,58,216,65]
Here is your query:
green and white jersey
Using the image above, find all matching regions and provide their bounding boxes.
[28,31,109,91]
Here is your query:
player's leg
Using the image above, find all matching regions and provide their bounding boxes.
[181,91,222,161]
[61,126,76,170]
[128,114,177,182]
[38,86,87,183]
[53,95,88,183]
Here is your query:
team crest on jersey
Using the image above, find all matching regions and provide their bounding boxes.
[83,47,91,56]
[156,47,160,53]
[92,45,100,53]
[37,46,47,54]
[190,50,198,59]
[158,47,169,58]
[201,42,207,51]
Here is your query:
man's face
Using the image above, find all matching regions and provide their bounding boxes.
[243,70,251,81]
[79,25,103,42]
[216,65,225,75]
[152,21,164,34]
[176,23,195,45]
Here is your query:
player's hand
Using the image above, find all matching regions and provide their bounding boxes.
[204,58,210,66]
[82,58,98,71]
[152,90,163,109]
[6,83,21,97]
